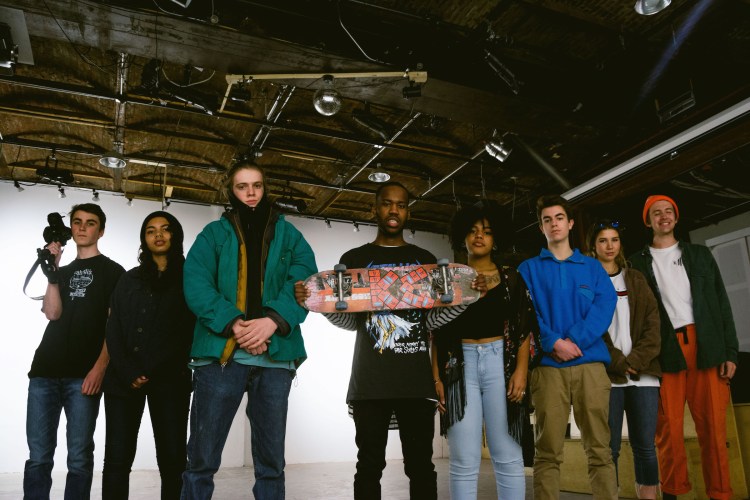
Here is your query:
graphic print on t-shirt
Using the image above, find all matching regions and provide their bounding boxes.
[69,268,94,299]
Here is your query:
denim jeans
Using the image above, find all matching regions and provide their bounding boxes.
[180,363,294,500]
[23,377,102,500]
[609,385,659,486]
[351,398,437,500]
[447,340,524,500]
[102,386,190,499]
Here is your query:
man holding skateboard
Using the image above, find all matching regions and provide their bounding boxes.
[296,181,477,500]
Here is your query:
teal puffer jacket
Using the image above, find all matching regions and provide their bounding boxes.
[184,212,317,366]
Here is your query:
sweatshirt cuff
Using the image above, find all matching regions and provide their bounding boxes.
[221,315,243,338]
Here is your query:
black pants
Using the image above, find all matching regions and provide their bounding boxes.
[102,386,190,500]
[351,398,437,500]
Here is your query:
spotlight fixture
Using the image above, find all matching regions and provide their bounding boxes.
[409,229,416,239]
[402,82,422,99]
[99,150,127,169]
[313,75,342,117]
[324,218,332,229]
[14,180,24,192]
[353,222,360,233]
[485,133,512,162]
[368,164,391,183]
[58,186,66,199]
[164,198,172,209]
[37,151,75,184]
[92,190,100,202]
[126,197,133,207]
[634,0,671,15]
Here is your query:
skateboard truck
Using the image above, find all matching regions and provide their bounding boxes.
[437,258,453,303]
[334,263,348,311]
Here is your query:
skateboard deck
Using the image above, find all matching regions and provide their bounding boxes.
[303,261,480,313]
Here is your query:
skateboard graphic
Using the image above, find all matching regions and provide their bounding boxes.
[303,259,480,313]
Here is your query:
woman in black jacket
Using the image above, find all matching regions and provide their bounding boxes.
[102,211,194,499]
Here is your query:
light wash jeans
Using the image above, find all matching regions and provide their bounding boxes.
[447,340,524,500]
[24,377,102,500]
[180,362,294,500]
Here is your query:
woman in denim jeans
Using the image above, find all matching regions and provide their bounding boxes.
[587,219,661,500]
[432,204,540,500]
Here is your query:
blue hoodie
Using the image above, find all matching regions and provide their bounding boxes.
[518,248,616,368]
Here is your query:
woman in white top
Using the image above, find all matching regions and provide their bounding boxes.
[587,219,662,500]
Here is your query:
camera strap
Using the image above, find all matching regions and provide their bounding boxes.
[23,257,46,300]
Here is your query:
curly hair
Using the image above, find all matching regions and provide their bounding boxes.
[448,203,503,256]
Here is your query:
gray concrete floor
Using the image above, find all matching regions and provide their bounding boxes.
[0,459,594,499]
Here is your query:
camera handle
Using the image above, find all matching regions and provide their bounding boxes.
[23,248,59,300]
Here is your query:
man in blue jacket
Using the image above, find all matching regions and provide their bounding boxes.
[518,194,617,500]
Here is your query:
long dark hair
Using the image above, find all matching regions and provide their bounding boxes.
[138,211,185,288]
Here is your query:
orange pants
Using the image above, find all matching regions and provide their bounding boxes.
[656,324,732,499]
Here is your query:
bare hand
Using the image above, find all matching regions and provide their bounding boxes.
[294,280,310,308]
[81,364,106,395]
[472,274,488,297]
[45,242,63,267]
[551,338,583,363]
[719,361,736,379]
[234,317,276,351]
[626,367,638,376]
[435,380,446,414]
[507,369,527,403]
[131,375,149,389]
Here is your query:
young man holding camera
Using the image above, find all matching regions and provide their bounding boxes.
[24,203,124,499]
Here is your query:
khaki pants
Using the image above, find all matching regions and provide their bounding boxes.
[531,363,617,500]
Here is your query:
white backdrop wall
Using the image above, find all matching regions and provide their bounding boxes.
[0,181,452,474]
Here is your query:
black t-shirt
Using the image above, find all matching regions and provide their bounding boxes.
[339,243,437,402]
[29,254,125,379]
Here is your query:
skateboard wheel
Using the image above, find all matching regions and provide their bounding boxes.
[335,300,348,311]
[436,258,449,266]
[440,293,454,304]
[334,263,347,273]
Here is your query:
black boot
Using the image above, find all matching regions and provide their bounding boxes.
[661,494,677,500]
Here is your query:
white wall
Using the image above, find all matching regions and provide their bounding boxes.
[0,181,451,473]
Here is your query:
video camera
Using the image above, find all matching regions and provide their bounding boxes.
[37,213,72,283]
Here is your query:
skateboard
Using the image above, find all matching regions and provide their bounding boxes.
[303,259,480,313]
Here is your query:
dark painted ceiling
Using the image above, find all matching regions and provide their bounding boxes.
[1,0,749,256]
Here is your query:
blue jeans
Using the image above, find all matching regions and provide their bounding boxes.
[351,398,437,500]
[180,363,294,500]
[609,385,659,486]
[447,340,524,500]
[23,377,102,500]
[103,386,190,499]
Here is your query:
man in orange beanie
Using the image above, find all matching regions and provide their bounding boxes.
[630,195,738,500]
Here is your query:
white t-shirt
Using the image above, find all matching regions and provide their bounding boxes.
[649,242,694,329]
[609,269,660,388]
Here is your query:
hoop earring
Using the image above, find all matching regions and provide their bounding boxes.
[492,244,498,251]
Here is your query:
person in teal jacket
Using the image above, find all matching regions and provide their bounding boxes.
[180,161,317,500]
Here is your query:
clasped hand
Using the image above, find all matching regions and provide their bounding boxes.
[233,317,275,355]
